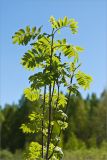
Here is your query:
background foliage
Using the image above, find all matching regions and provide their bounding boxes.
[0,90,107,159]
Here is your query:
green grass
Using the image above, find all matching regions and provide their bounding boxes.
[63,148,107,160]
[0,150,23,160]
[1,148,107,160]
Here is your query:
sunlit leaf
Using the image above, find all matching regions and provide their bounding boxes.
[76,70,93,90]
[24,87,40,101]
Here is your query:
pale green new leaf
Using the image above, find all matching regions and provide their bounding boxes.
[32,26,36,33]
[12,26,41,45]
[26,26,30,32]
[28,112,43,121]
[58,93,67,108]
[75,70,93,90]
[63,16,68,26]
[69,18,78,34]
[54,146,63,158]
[75,46,84,52]
[61,45,76,58]
[67,84,80,95]
[49,16,78,34]
[57,120,68,130]
[24,87,40,101]
[21,50,36,70]
[70,62,75,72]
[21,48,47,70]
[31,35,51,58]
[49,16,58,28]
[58,110,68,120]
[20,123,35,134]
[43,128,48,136]
[52,56,60,64]
[25,142,42,160]
[55,39,78,58]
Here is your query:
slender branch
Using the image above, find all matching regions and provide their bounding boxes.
[42,85,46,158]
[43,35,51,44]
[51,81,55,99]
[53,25,69,35]
[49,74,77,160]
[48,53,61,160]
[65,63,81,113]
[49,81,55,141]
[53,44,67,50]
[46,29,54,160]
[55,52,61,109]
[49,63,81,159]
[49,81,60,145]
[65,87,72,113]
[48,129,61,159]
[48,84,60,160]
[49,52,61,141]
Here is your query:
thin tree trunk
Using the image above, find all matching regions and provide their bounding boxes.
[42,85,46,158]
[46,30,54,160]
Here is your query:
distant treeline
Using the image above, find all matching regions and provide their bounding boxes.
[0,90,107,153]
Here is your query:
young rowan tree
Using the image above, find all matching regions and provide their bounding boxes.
[12,16,92,160]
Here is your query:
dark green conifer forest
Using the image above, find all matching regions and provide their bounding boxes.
[0,90,107,159]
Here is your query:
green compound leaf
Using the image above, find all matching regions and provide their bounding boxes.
[21,40,51,70]
[75,70,93,90]
[69,18,78,34]
[58,93,67,108]
[49,16,78,34]
[69,62,75,72]
[61,45,76,58]
[57,120,68,130]
[12,26,42,45]
[68,84,80,96]
[50,146,63,160]
[28,112,43,121]
[26,26,30,33]
[54,39,82,59]
[24,87,40,101]
[32,26,36,33]
[20,117,42,134]
[63,16,68,26]
[20,123,35,134]
[57,110,68,120]
[12,16,93,160]
[21,50,36,70]
[54,146,64,159]
[25,142,42,160]
[75,46,84,52]
[29,71,55,89]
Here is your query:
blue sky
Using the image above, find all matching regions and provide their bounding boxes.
[0,0,107,107]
